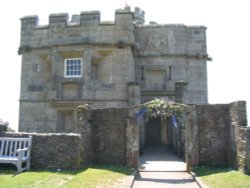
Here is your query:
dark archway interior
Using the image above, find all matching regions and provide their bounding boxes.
[139,116,187,171]
[145,117,162,146]
[141,116,185,160]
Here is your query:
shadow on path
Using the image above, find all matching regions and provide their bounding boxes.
[133,146,199,188]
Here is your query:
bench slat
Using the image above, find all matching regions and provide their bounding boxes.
[10,141,14,157]
[4,141,9,156]
[0,136,32,173]
[0,140,4,156]
[14,141,18,157]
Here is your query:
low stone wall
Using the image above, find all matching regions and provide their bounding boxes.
[0,132,83,170]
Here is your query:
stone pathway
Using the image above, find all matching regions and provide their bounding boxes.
[138,146,186,172]
[132,146,200,188]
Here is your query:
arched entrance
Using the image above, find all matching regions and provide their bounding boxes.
[139,116,186,171]
[137,99,197,171]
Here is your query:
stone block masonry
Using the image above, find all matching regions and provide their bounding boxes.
[1,101,249,172]
[77,106,139,168]
[191,101,250,173]
[18,6,210,133]
[1,106,139,170]
[0,133,83,170]
[92,108,127,164]
[196,104,230,166]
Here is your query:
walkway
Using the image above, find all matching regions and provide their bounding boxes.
[132,146,200,188]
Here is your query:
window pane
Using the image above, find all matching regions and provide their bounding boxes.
[65,58,82,77]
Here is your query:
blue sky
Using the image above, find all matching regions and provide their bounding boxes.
[0,0,249,130]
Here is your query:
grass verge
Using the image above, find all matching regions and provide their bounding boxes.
[193,166,250,188]
[0,164,134,188]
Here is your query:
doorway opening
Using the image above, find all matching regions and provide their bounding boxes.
[139,116,186,171]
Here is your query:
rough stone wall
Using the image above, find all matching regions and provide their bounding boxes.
[126,107,139,167]
[77,106,139,168]
[0,133,83,170]
[77,108,94,165]
[236,128,250,173]
[228,101,249,173]
[91,108,127,165]
[190,101,249,173]
[196,104,230,166]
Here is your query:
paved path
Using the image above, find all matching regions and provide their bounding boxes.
[138,145,186,172]
[132,146,199,188]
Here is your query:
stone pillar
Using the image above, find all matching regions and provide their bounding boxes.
[175,81,188,104]
[127,82,141,106]
[185,106,199,171]
[77,106,94,165]
[126,107,140,168]
[229,101,249,173]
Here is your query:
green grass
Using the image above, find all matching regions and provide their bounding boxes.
[0,164,134,188]
[193,166,250,188]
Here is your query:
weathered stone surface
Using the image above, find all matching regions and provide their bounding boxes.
[91,108,127,165]
[196,104,230,166]
[0,133,82,170]
[19,7,209,132]
[228,101,250,173]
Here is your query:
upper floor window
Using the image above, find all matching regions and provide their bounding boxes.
[64,58,82,78]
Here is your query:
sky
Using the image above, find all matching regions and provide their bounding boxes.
[0,0,249,130]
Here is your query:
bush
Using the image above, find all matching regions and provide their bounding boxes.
[0,119,9,133]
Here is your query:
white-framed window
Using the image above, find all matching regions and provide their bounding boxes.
[64,58,82,78]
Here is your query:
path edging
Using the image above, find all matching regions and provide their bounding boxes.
[189,171,209,188]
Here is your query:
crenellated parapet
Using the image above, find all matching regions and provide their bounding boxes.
[19,7,147,52]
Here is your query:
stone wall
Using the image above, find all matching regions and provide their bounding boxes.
[1,106,139,170]
[19,7,209,133]
[77,106,139,167]
[196,104,230,166]
[77,107,94,165]
[236,128,250,173]
[190,101,249,173]
[228,101,250,173]
[0,133,83,170]
[92,108,127,165]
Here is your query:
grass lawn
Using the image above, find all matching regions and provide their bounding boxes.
[0,164,134,188]
[193,166,250,188]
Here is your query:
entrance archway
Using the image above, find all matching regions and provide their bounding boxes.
[137,99,197,171]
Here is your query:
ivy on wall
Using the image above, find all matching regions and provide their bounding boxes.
[137,98,186,121]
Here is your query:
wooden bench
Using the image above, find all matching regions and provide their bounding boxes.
[0,136,32,172]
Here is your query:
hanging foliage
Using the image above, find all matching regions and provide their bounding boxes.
[138,98,186,121]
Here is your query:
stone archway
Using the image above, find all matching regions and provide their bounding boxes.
[137,99,198,171]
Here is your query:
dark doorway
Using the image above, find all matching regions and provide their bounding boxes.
[145,117,162,146]
[140,116,187,172]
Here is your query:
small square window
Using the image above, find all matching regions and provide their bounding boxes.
[64,58,82,78]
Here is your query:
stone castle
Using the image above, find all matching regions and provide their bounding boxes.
[18,7,210,132]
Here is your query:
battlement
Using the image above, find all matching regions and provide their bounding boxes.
[133,7,145,24]
[20,7,145,28]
